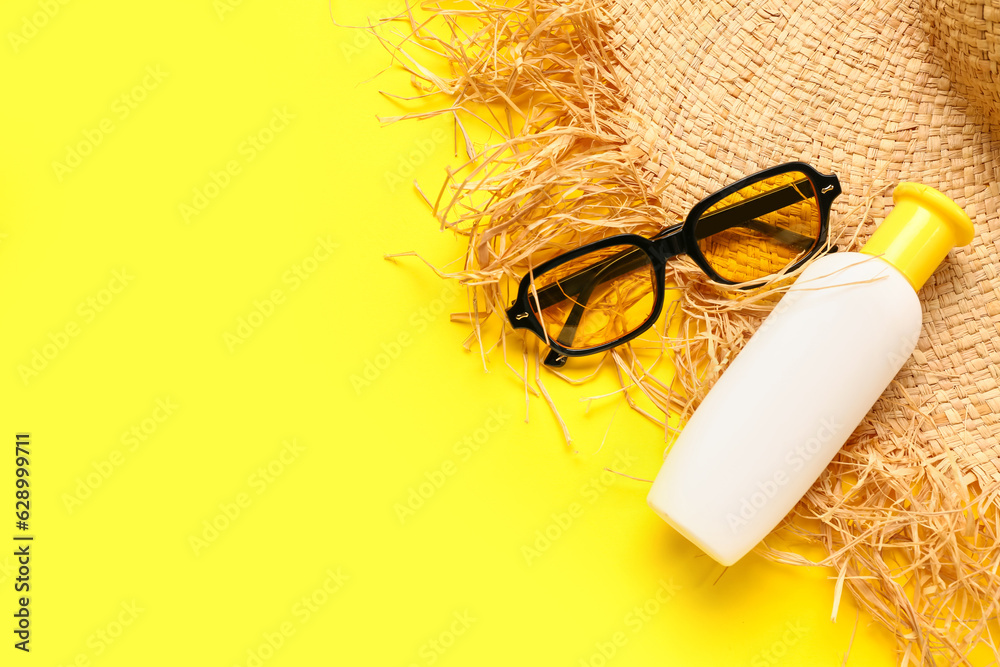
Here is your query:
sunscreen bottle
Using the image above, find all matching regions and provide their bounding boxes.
[647,183,975,566]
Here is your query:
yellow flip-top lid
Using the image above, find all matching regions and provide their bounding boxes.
[861,183,975,291]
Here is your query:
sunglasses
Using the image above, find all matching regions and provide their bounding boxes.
[505,162,842,367]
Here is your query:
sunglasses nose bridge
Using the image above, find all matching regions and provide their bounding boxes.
[651,226,686,260]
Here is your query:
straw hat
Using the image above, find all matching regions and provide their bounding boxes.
[599,2,1000,662]
[391,0,1000,662]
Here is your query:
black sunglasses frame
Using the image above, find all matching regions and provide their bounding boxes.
[505,161,842,366]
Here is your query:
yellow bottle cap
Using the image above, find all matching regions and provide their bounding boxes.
[860,182,975,291]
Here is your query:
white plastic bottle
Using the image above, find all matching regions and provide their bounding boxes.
[647,183,975,566]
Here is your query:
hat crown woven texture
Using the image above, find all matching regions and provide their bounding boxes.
[924,0,1000,128]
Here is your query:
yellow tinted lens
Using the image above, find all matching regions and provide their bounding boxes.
[694,171,821,283]
[530,243,657,351]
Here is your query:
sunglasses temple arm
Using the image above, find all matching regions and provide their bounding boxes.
[693,180,816,247]
[741,219,816,251]
[532,245,653,311]
[543,252,650,367]
[694,216,816,251]
[543,282,597,368]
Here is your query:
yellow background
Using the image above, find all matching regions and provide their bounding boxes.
[0,1,910,665]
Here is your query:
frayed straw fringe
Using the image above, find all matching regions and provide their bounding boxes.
[370,1,1000,663]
